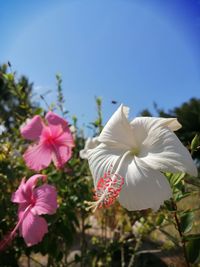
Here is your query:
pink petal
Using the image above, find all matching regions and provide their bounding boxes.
[25,174,47,196]
[52,144,72,168]
[41,124,63,142]
[23,142,52,171]
[45,111,68,130]
[11,178,27,203]
[55,130,75,148]
[49,129,74,168]
[18,203,29,221]
[12,175,46,205]
[31,184,57,215]
[20,212,48,246]
[20,115,44,140]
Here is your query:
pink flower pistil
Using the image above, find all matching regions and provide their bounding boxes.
[21,111,74,171]
[0,174,57,249]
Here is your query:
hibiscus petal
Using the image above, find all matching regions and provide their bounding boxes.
[20,115,44,140]
[80,137,100,159]
[23,142,52,171]
[18,203,29,221]
[117,156,172,211]
[25,174,47,195]
[130,117,182,146]
[52,144,72,168]
[98,105,138,148]
[20,212,48,246]
[55,130,75,148]
[45,111,68,130]
[131,117,182,132]
[132,118,197,176]
[88,143,127,186]
[11,178,27,203]
[50,130,74,168]
[31,184,57,215]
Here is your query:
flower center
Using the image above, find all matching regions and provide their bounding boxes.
[30,196,36,206]
[131,147,140,156]
[42,127,57,145]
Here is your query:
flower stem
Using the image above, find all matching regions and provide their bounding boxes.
[172,201,190,267]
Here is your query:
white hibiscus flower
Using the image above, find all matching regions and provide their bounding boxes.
[87,105,197,211]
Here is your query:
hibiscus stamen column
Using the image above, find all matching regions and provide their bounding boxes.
[85,169,124,212]
[0,204,32,251]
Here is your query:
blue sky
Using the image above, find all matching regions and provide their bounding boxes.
[0,0,200,133]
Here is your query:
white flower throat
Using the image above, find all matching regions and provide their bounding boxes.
[131,147,140,156]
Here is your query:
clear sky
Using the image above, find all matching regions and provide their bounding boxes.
[0,0,200,133]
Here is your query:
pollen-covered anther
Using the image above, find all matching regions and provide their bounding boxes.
[85,171,124,212]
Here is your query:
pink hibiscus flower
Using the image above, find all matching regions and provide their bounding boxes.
[0,174,57,249]
[21,111,74,171]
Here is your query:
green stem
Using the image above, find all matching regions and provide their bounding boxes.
[127,237,141,267]
[121,244,125,267]
[172,201,190,267]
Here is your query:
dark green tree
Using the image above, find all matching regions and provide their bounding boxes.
[0,63,37,131]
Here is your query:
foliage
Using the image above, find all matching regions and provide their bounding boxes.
[0,64,200,267]
[0,63,38,131]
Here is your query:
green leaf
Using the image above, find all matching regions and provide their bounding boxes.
[175,192,191,202]
[185,176,200,187]
[184,234,200,241]
[169,173,185,186]
[180,211,194,234]
[186,237,200,264]
[191,134,200,152]
[2,73,14,81]
[156,214,165,225]
[164,200,176,211]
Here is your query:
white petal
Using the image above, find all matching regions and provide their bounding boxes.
[117,156,172,211]
[79,137,100,159]
[131,118,197,176]
[131,117,182,132]
[130,117,182,146]
[98,105,137,148]
[87,143,126,186]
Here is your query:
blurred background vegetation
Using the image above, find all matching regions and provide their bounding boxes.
[0,63,200,267]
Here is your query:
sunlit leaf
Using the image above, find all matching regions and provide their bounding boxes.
[191,134,200,152]
[168,173,185,187]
